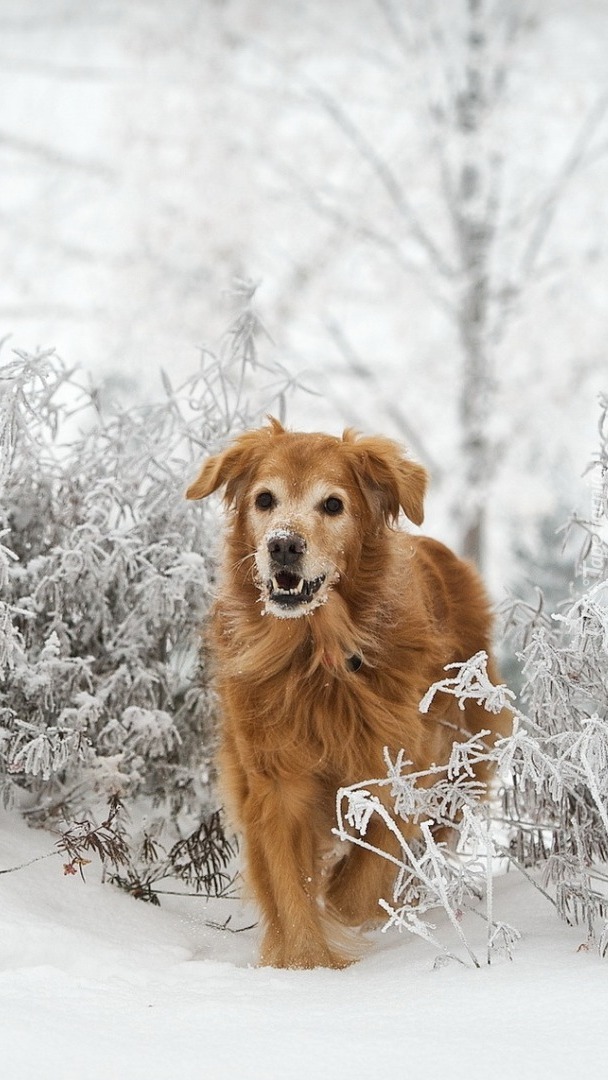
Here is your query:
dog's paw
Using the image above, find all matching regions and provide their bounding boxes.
[259,928,351,970]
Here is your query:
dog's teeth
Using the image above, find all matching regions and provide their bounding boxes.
[294,579,304,594]
[272,577,280,592]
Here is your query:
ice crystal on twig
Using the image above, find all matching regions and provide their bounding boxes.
[337,394,608,963]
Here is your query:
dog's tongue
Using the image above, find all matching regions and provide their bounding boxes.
[275,572,300,591]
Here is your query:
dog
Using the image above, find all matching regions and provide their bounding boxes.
[186,418,510,968]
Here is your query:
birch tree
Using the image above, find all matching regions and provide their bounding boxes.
[289,0,608,569]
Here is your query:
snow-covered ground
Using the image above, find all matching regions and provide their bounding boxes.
[1,810,606,1080]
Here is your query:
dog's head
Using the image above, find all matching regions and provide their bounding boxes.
[186,418,427,619]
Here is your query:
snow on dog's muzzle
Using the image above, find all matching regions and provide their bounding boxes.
[255,528,334,617]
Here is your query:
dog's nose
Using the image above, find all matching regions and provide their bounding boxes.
[267,532,306,567]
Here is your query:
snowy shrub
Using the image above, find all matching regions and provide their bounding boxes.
[0,282,293,898]
[336,394,608,964]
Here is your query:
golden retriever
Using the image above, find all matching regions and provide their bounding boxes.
[186,418,509,969]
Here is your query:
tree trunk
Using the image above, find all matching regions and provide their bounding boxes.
[452,0,496,569]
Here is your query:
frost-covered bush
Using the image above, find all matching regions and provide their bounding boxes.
[336,395,608,964]
[0,282,293,897]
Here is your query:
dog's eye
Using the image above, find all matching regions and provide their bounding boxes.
[255,491,274,511]
[323,496,344,516]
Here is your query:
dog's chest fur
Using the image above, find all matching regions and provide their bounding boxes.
[211,561,441,783]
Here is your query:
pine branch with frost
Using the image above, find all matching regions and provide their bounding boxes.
[419,649,516,716]
[0,283,291,897]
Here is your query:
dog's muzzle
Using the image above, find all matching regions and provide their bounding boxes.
[263,530,327,613]
[268,570,327,609]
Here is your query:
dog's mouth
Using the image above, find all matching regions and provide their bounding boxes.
[267,571,326,609]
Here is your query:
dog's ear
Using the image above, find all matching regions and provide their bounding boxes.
[186,419,285,505]
[185,443,248,503]
[343,431,427,526]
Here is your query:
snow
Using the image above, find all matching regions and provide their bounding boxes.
[1,811,606,1080]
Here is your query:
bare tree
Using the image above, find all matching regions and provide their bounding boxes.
[280,0,608,569]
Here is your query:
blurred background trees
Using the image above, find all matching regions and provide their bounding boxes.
[1,0,607,587]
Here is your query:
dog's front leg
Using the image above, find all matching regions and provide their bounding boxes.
[243,775,348,969]
[324,812,406,926]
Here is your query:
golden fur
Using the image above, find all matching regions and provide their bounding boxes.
[186,419,510,969]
